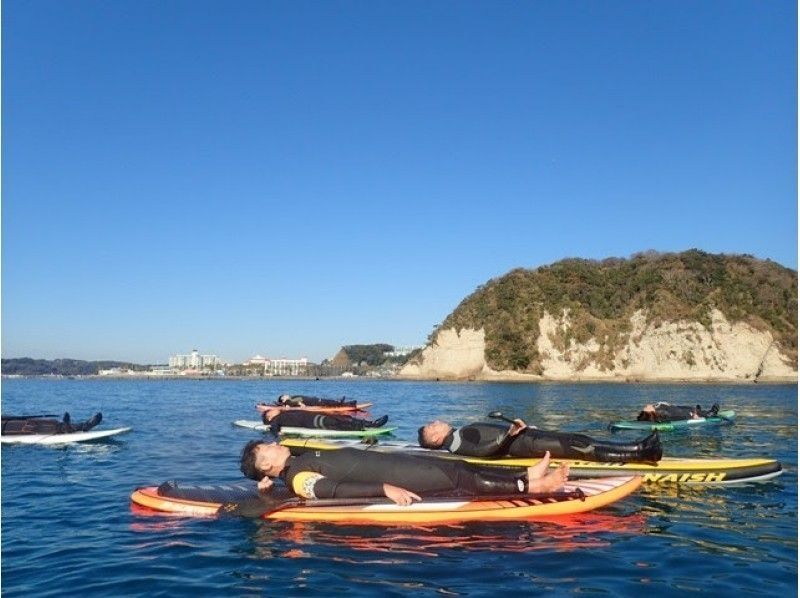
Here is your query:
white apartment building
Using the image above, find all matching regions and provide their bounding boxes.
[266,357,308,376]
[241,355,309,376]
[169,349,223,370]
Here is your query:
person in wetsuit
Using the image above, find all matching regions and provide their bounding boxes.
[417,418,663,463]
[636,402,720,423]
[275,394,358,408]
[1,412,103,435]
[239,441,570,504]
[261,408,389,435]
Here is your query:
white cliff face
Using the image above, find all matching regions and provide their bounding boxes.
[399,309,797,381]
[398,328,489,379]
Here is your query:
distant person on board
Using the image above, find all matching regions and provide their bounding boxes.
[636,402,720,423]
[274,394,358,408]
[418,418,663,463]
[260,408,388,436]
[1,412,103,435]
[240,441,570,504]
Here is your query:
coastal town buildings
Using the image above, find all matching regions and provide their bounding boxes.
[168,349,223,370]
[245,355,309,376]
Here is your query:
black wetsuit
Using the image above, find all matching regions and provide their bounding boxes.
[265,411,371,435]
[280,448,529,499]
[278,395,357,408]
[1,413,101,435]
[443,422,662,463]
[636,403,717,423]
[1,417,64,435]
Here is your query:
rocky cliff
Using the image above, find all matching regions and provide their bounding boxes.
[400,251,797,382]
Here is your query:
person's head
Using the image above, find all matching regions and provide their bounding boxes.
[277,394,291,405]
[417,420,453,449]
[240,440,291,480]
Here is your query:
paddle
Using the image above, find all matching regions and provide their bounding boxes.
[1,414,59,420]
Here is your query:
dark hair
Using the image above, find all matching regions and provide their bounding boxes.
[417,425,441,449]
[240,439,264,480]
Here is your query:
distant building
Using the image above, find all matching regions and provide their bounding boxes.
[243,354,309,376]
[384,345,423,357]
[265,357,308,376]
[244,355,268,367]
[169,349,223,370]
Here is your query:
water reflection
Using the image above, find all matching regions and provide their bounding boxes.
[246,512,648,559]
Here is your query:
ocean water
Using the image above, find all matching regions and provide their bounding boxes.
[1,378,796,596]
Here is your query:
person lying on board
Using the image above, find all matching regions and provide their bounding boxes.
[636,402,720,423]
[1,412,102,436]
[240,440,570,505]
[418,418,662,463]
[274,394,358,408]
[261,408,388,435]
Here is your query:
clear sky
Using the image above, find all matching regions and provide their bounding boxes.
[2,0,797,364]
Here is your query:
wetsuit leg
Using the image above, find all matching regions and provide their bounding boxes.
[508,430,662,463]
[405,460,528,497]
[313,414,366,431]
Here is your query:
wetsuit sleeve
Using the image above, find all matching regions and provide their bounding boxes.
[454,425,515,457]
[312,478,385,499]
[287,469,384,499]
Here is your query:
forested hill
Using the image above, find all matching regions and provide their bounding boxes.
[436,250,797,374]
[1,358,150,376]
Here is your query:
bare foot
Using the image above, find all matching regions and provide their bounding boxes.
[527,463,570,494]
[527,451,552,479]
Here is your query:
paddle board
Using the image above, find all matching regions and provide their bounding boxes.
[0,427,132,445]
[130,475,642,523]
[610,410,735,431]
[234,420,395,438]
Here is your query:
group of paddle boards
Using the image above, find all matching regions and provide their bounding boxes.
[126,396,783,525]
[5,397,778,525]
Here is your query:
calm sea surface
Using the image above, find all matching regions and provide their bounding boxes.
[1,378,796,596]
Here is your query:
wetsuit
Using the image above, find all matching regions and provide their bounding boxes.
[264,411,379,435]
[1,417,64,435]
[636,402,718,423]
[443,423,662,463]
[1,413,102,435]
[278,395,357,408]
[281,448,529,499]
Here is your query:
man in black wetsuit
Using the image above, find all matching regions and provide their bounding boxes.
[239,440,570,505]
[1,412,103,435]
[275,394,358,408]
[637,402,720,423]
[261,408,389,435]
[418,417,662,463]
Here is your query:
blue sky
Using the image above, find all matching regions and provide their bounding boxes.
[2,0,796,364]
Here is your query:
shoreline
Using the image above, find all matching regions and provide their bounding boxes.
[2,374,796,384]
